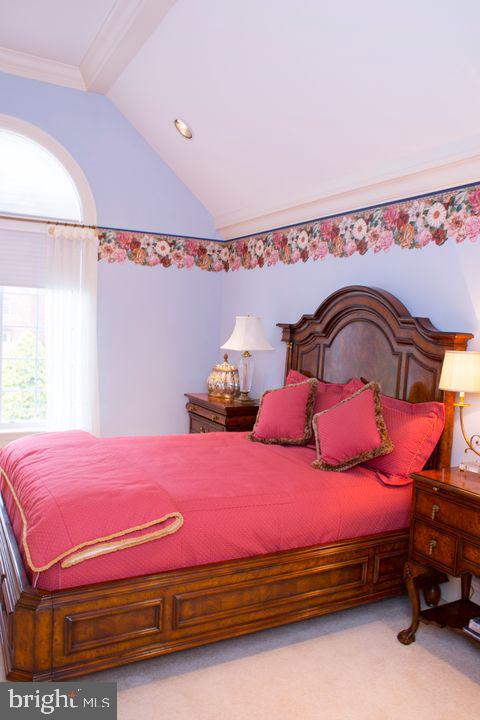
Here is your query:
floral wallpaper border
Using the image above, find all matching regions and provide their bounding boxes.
[98,182,480,272]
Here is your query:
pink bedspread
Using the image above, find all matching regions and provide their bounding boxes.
[0,431,183,573]
[0,431,412,591]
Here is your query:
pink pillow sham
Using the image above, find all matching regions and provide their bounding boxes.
[248,378,318,445]
[286,370,363,413]
[363,394,445,475]
[312,382,393,471]
[286,370,363,445]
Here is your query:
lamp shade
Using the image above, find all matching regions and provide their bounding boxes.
[221,316,274,352]
[439,351,480,393]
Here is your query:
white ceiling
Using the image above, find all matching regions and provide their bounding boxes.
[1,0,480,237]
[0,0,116,65]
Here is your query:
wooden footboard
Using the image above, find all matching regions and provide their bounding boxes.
[0,492,408,680]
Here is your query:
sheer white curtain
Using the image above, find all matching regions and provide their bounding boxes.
[45,225,100,434]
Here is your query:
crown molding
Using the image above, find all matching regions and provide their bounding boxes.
[0,46,85,90]
[216,150,480,239]
[0,0,177,93]
[81,0,177,93]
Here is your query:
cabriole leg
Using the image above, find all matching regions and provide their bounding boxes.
[397,561,423,645]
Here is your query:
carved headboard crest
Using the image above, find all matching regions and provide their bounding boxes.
[277,286,473,469]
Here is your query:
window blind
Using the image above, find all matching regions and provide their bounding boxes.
[0,221,46,288]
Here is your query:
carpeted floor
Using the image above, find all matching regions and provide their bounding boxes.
[2,597,479,719]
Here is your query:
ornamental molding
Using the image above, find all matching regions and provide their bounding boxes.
[0,0,176,93]
[0,46,84,90]
[82,0,176,93]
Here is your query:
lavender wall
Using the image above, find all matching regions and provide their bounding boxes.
[220,240,480,465]
[0,71,222,435]
[98,262,221,436]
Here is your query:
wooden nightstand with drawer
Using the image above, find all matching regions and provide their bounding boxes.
[398,468,480,646]
[185,393,258,434]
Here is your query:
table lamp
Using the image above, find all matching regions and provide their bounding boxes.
[439,350,480,459]
[221,316,274,402]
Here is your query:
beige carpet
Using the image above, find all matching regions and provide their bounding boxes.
[2,597,479,719]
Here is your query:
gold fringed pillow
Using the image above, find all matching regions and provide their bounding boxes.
[248,379,318,445]
[312,382,393,471]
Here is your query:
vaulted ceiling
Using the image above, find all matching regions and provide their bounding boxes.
[1,0,480,238]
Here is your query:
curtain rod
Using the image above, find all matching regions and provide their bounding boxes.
[0,212,98,231]
[0,212,221,243]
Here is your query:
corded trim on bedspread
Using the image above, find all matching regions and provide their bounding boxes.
[0,466,184,572]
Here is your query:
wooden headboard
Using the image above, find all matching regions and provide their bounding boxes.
[278,286,473,470]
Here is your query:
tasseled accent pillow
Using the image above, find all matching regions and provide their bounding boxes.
[312,382,393,471]
[248,379,318,445]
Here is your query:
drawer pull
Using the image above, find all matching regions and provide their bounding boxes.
[186,403,194,412]
[428,539,437,556]
[432,486,439,492]
[212,414,220,422]
[0,573,7,614]
[199,426,206,433]
[431,504,440,520]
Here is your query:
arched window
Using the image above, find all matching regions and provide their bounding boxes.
[0,117,96,434]
[0,130,82,220]
[0,114,96,223]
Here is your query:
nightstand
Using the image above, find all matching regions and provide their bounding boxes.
[185,393,258,434]
[398,467,480,646]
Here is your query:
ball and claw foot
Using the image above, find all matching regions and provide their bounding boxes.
[397,628,416,645]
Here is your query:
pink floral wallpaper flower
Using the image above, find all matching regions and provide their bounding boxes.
[98,183,480,272]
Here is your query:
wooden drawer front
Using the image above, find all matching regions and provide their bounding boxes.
[415,489,479,536]
[186,403,226,426]
[189,414,223,434]
[172,557,369,634]
[53,590,166,664]
[373,545,409,587]
[460,541,480,574]
[412,520,457,571]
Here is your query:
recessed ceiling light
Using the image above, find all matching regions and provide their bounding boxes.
[174,118,193,139]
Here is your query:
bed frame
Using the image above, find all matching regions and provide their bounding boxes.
[0,286,472,680]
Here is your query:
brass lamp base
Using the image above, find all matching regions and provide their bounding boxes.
[459,404,480,459]
[238,391,256,404]
[454,392,480,463]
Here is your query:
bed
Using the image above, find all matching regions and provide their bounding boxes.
[0,285,472,680]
